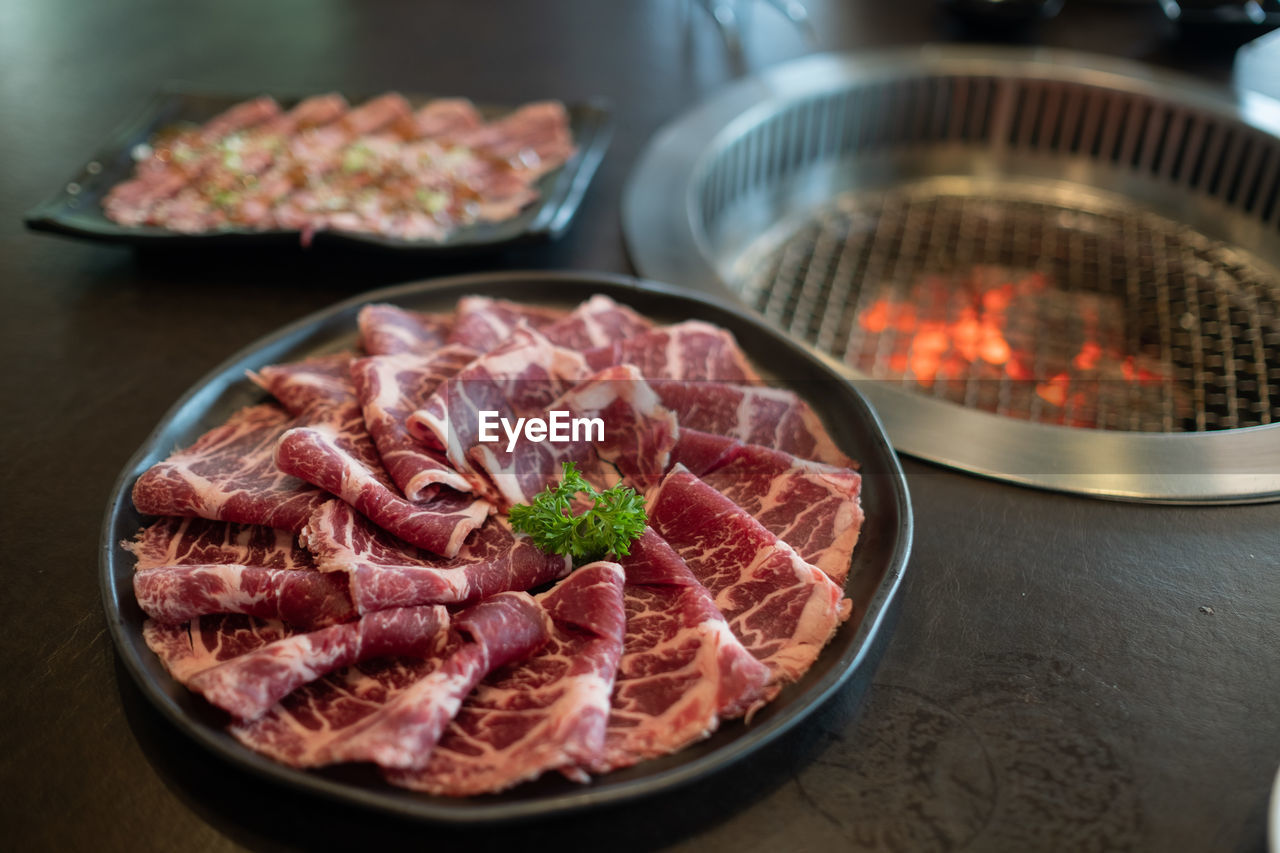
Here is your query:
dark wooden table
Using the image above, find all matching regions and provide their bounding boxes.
[3,1,1278,850]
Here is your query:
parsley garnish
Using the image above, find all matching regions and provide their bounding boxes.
[508,462,646,564]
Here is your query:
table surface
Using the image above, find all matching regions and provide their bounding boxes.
[3,1,1278,850]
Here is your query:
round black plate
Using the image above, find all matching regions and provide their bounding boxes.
[100,270,912,822]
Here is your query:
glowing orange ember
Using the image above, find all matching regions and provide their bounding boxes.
[852,265,1174,427]
[1121,356,1164,384]
[855,272,1024,386]
[1073,341,1102,371]
[1035,373,1071,407]
[1005,356,1033,381]
[859,300,917,335]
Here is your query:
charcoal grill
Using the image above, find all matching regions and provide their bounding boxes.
[624,48,1280,503]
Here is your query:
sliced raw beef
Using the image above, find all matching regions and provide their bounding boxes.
[273,99,561,239]
[302,502,570,611]
[252,352,371,471]
[466,416,610,510]
[129,293,866,795]
[466,363,681,508]
[275,424,491,557]
[540,294,655,350]
[357,304,454,356]
[590,530,772,773]
[222,93,344,145]
[189,96,285,144]
[646,379,851,467]
[103,96,282,224]
[338,93,415,137]
[250,352,356,416]
[276,96,537,239]
[271,94,411,175]
[669,431,864,585]
[231,656,438,767]
[655,428,732,479]
[431,324,589,435]
[303,592,548,769]
[451,101,576,180]
[305,500,527,569]
[548,365,679,490]
[455,170,540,224]
[267,94,417,233]
[259,350,493,557]
[105,94,575,242]
[144,615,295,684]
[391,561,626,795]
[444,296,566,352]
[252,351,383,483]
[582,321,763,383]
[128,95,282,186]
[407,325,586,498]
[410,98,483,139]
[125,517,314,571]
[345,541,570,612]
[149,95,350,233]
[131,403,335,535]
[188,604,449,720]
[254,352,393,473]
[648,465,850,686]
[351,345,478,499]
[133,564,355,629]
[128,517,333,709]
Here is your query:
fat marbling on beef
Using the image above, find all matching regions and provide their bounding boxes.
[646,378,851,467]
[188,604,449,720]
[582,320,763,383]
[407,324,588,502]
[391,561,626,795]
[591,529,772,773]
[302,501,570,611]
[133,564,355,629]
[351,344,478,499]
[445,296,566,352]
[668,430,863,585]
[257,350,493,557]
[539,294,655,350]
[315,591,549,769]
[131,403,335,535]
[357,304,453,356]
[649,465,851,686]
[125,517,315,571]
[249,352,356,416]
[545,364,679,491]
[144,614,296,685]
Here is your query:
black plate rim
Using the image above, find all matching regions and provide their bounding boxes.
[27,88,613,252]
[100,270,912,823]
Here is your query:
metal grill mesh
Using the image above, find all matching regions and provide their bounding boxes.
[734,189,1280,432]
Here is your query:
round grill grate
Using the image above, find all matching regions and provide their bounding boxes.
[624,49,1280,500]
[733,188,1280,432]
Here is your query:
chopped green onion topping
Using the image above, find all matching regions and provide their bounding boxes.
[415,188,449,214]
[341,144,373,174]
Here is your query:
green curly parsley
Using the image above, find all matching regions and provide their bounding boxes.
[508,462,647,564]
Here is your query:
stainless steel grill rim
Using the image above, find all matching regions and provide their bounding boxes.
[623,47,1280,503]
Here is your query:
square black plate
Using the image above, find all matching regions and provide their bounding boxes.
[24,87,612,251]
